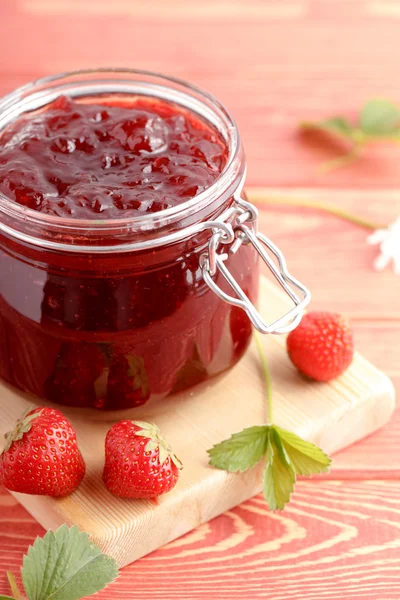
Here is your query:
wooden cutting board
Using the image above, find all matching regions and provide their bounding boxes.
[0,276,395,567]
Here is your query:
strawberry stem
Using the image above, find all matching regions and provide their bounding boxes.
[3,407,39,453]
[254,333,273,425]
[247,191,387,231]
[318,148,360,173]
[7,571,24,600]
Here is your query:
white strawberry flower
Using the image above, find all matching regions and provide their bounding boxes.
[367,217,400,274]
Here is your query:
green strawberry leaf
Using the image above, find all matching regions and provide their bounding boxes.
[263,430,295,511]
[274,425,331,476]
[301,117,355,140]
[360,98,400,136]
[300,98,400,171]
[207,425,270,472]
[0,596,17,599]
[207,425,331,511]
[22,524,118,600]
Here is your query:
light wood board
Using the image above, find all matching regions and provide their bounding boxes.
[0,276,395,568]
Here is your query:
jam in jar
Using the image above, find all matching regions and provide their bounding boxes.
[0,70,309,410]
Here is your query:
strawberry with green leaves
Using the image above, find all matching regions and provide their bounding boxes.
[0,407,85,497]
[45,342,106,408]
[103,420,182,498]
[301,97,400,171]
[106,353,150,410]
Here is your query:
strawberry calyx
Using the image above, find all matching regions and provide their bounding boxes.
[133,420,183,469]
[3,407,43,453]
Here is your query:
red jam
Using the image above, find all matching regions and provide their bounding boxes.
[0,96,228,218]
[0,95,257,410]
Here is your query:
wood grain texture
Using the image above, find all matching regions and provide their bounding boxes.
[2,480,400,600]
[0,277,393,568]
[1,0,400,596]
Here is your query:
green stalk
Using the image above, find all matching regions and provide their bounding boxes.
[318,149,359,173]
[7,571,24,600]
[254,333,273,425]
[248,193,386,230]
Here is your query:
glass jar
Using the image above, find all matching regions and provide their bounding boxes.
[0,69,310,410]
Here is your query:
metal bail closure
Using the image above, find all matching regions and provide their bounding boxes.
[200,199,311,335]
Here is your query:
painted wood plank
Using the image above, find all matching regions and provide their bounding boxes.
[2,2,400,188]
[330,322,400,477]
[2,480,400,599]
[252,190,400,318]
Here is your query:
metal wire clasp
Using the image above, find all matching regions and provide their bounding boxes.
[200,197,311,334]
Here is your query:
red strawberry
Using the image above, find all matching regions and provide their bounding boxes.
[287,311,354,382]
[0,407,85,497]
[103,420,182,499]
[45,342,106,408]
[105,353,150,410]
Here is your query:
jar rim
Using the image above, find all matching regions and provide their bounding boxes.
[0,68,244,248]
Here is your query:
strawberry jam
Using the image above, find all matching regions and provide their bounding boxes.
[0,79,257,410]
[0,96,228,219]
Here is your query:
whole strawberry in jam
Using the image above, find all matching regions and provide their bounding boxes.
[0,407,85,497]
[103,421,182,498]
[45,343,106,407]
[105,354,150,410]
[230,304,253,360]
[287,311,354,382]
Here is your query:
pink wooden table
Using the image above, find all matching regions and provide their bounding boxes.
[1,1,400,598]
